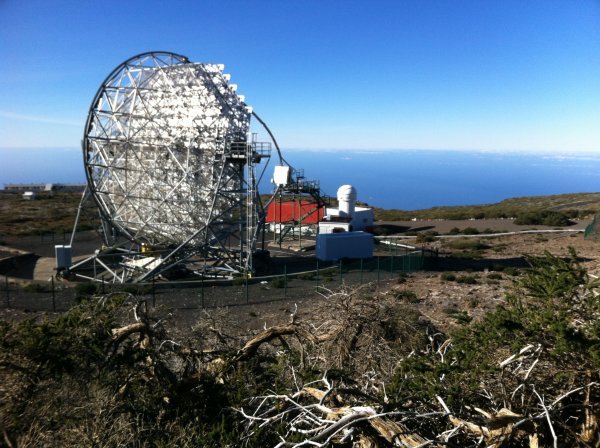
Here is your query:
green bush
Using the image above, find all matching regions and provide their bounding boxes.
[397,272,409,284]
[462,227,480,235]
[231,276,249,286]
[393,289,419,303]
[515,210,574,226]
[447,310,472,324]
[456,275,477,284]
[487,272,502,280]
[440,272,456,282]
[22,282,52,293]
[415,231,438,243]
[74,282,97,296]
[0,295,281,446]
[389,249,600,444]
[270,277,286,288]
[503,266,520,276]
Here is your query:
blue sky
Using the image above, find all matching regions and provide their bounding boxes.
[0,0,599,153]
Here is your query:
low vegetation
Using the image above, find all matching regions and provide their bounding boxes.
[0,192,98,237]
[0,191,595,239]
[373,192,600,221]
[514,209,575,226]
[1,250,599,446]
[442,238,491,259]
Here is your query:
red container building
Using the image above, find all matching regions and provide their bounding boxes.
[266,201,324,224]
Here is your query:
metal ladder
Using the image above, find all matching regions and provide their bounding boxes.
[245,138,257,272]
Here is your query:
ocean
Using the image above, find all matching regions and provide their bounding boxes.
[1,148,599,210]
[282,150,600,209]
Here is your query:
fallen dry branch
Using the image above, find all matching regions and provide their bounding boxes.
[240,376,437,447]
[232,323,298,363]
[110,322,147,343]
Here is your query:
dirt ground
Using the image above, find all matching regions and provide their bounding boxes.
[377,217,592,234]
[1,218,599,338]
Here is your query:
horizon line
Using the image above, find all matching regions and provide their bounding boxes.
[1,146,599,156]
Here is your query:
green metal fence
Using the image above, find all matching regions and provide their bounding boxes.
[1,248,433,312]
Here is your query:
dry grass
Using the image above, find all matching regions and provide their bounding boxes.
[0,192,98,237]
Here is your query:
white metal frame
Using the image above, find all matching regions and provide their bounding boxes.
[73,52,272,282]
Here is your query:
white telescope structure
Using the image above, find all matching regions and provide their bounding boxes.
[68,52,283,282]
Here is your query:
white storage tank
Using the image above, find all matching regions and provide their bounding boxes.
[337,185,357,218]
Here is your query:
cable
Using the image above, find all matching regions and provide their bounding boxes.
[252,111,292,169]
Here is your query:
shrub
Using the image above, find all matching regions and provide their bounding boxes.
[487,272,502,280]
[504,267,520,276]
[445,239,488,251]
[440,272,456,282]
[415,231,438,243]
[74,282,97,296]
[468,297,480,308]
[231,276,247,286]
[270,277,286,288]
[388,249,600,445]
[393,289,419,303]
[462,227,480,235]
[449,250,485,260]
[514,210,573,226]
[397,272,409,284]
[22,282,52,293]
[456,275,477,284]
[448,310,472,324]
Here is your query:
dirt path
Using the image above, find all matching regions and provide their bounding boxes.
[376,217,591,234]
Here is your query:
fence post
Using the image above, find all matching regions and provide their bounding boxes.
[284,264,288,298]
[245,276,249,304]
[316,259,320,290]
[377,256,380,286]
[339,259,343,284]
[51,276,56,312]
[390,255,394,277]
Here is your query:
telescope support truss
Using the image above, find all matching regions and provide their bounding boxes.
[66,52,275,283]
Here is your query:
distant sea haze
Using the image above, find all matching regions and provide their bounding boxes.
[1,148,599,210]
